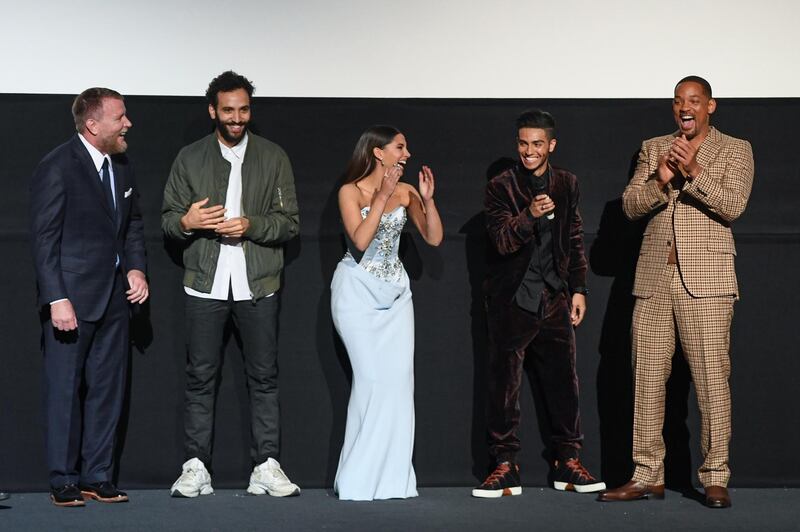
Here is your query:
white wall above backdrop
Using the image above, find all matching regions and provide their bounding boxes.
[1,0,797,98]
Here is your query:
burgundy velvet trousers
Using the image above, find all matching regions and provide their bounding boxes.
[486,288,583,464]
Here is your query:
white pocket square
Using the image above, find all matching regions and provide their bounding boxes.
[124,188,133,198]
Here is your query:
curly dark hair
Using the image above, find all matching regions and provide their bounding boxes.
[206,71,255,107]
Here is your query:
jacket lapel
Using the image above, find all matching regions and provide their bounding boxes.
[71,135,115,222]
[546,165,561,252]
[667,128,722,169]
[696,127,722,169]
[112,158,125,233]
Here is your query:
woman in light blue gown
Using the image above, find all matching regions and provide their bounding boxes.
[331,125,443,501]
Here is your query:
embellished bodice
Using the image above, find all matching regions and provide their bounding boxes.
[347,206,407,283]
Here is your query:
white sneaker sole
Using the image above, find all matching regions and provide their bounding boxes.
[246,483,301,497]
[170,485,214,498]
[553,481,606,493]
[471,486,522,498]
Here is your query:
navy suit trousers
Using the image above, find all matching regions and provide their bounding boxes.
[42,271,128,488]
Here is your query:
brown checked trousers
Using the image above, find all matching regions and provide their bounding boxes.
[631,264,734,486]
[623,127,754,487]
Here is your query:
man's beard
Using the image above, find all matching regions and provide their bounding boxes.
[101,134,127,155]
[215,116,248,145]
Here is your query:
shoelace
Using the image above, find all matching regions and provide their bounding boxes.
[565,459,594,480]
[56,483,78,494]
[483,463,511,485]
[183,467,205,482]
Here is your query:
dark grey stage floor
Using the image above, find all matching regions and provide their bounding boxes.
[0,488,796,531]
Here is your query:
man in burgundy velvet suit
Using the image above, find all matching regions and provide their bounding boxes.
[472,110,604,498]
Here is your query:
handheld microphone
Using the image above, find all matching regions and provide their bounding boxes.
[532,183,555,221]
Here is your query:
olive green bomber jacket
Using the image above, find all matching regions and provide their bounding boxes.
[161,133,299,300]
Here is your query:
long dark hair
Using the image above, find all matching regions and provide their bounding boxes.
[341,125,402,184]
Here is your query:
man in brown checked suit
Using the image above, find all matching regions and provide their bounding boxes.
[597,76,753,508]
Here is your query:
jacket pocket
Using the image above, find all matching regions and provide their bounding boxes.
[707,239,736,255]
[707,222,736,255]
[60,255,88,273]
[638,233,652,255]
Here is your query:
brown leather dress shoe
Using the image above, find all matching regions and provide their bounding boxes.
[704,485,731,508]
[596,480,665,502]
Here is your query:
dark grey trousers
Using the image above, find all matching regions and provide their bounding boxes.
[182,292,280,466]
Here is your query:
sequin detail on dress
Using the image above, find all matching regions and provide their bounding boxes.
[352,206,406,283]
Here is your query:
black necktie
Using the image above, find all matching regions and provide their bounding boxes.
[100,158,116,214]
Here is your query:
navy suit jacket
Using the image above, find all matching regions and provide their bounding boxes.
[30,135,146,322]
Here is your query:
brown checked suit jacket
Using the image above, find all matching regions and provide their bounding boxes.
[622,127,754,299]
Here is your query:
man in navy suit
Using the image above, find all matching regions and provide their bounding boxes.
[30,88,148,507]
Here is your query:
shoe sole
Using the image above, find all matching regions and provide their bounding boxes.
[50,495,85,507]
[247,484,301,497]
[471,486,522,498]
[170,485,214,498]
[706,500,732,509]
[597,491,665,501]
[554,481,607,493]
[81,491,129,503]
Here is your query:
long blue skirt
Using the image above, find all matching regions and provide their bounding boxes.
[331,256,418,501]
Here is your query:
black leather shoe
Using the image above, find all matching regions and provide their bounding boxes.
[704,485,731,508]
[51,484,85,507]
[79,482,129,503]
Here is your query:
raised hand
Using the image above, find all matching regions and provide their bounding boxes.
[656,153,679,185]
[377,163,403,200]
[669,134,702,177]
[418,165,435,201]
[180,197,227,231]
[529,194,555,219]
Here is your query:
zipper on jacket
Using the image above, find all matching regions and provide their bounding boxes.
[242,240,257,303]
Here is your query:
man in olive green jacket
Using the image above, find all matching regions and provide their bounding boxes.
[161,71,300,498]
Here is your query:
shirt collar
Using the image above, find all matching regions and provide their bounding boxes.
[78,133,111,172]
[218,132,249,160]
[517,161,550,188]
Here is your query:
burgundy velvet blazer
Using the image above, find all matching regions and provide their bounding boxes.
[484,164,588,306]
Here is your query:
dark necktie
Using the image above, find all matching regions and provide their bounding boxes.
[100,157,116,214]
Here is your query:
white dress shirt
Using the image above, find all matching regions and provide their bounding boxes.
[185,134,253,301]
[78,133,116,206]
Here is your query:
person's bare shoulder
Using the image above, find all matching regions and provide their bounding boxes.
[397,182,420,203]
[338,182,360,202]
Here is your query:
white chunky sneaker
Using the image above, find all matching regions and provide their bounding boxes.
[247,458,300,497]
[170,458,214,498]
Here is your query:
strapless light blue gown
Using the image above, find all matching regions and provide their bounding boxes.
[331,206,418,501]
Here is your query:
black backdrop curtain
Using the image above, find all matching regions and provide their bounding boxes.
[1,94,797,490]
